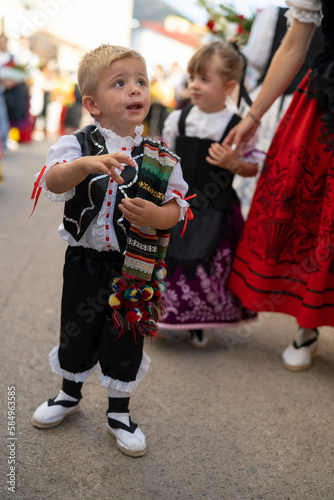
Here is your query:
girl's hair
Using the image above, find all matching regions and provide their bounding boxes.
[77,44,147,97]
[187,40,243,84]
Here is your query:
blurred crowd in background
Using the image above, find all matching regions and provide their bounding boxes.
[0,4,323,193]
[0,34,83,152]
[0,31,192,183]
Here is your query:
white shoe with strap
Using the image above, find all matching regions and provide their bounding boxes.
[188,329,209,348]
[107,412,146,457]
[32,390,81,428]
[282,328,318,371]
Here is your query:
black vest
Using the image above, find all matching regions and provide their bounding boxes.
[175,106,241,212]
[63,125,142,253]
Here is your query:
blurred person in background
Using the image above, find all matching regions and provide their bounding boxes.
[2,36,39,144]
[168,61,189,110]
[147,64,175,138]
[0,33,11,153]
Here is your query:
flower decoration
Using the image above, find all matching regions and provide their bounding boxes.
[197,1,255,45]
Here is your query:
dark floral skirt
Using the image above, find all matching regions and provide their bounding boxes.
[159,203,257,330]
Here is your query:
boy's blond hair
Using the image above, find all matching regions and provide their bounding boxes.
[78,44,147,97]
[187,41,243,84]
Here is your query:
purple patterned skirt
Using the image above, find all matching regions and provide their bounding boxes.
[159,202,257,330]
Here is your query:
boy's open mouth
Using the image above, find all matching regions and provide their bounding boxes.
[128,103,142,110]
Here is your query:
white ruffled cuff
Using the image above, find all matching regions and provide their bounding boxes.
[35,159,75,202]
[49,346,100,382]
[99,351,151,393]
[285,7,322,28]
[164,188,189,221]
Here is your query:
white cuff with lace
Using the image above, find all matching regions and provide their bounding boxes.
[285,5,322,27]
[34,159,76,202]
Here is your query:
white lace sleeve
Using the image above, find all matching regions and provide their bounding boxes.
[162,161,189,221]
[34,134,83,202]
[285,0,322,27]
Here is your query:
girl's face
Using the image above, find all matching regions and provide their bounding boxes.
[188,57,234,113]
[86,56,151,137]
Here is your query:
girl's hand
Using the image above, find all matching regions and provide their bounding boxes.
[84,153,137,184]
[206,142,236,168]
[207,142,259,177]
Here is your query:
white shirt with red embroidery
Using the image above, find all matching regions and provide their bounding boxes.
[35,121,189,253]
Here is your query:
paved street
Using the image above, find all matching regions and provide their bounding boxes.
[1,139,334,500]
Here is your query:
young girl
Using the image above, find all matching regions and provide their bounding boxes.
[159,41,259,347]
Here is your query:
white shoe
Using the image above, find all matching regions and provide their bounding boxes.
[188,330,209,349]
[107,414,146,457]
[32,390,80,428]
[282,329,318,371]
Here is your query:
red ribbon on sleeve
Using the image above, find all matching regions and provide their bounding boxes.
[28,165,47,219]
[173,190,196,237]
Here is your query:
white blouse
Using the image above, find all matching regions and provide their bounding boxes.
[36,122,189,252]
[242,6,279,72]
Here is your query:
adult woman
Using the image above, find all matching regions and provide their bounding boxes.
[222,1,334,371]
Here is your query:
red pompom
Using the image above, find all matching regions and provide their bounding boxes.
[126,309,141,324]
[141,309,151,322]
[124,299,137,310]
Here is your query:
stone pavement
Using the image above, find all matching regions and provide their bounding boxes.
[1,140,334,500]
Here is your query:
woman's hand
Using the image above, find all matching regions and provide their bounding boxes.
[223,114,260,152]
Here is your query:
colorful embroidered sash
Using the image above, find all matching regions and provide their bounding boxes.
[109,139,179,338]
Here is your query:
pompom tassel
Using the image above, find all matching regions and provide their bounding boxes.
[136,320,161,338]
[151,299,166,322]
[112,309,125,334]
[109,264,167,338]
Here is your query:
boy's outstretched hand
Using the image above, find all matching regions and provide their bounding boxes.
[84,153,137,184]
[45,153,137,194]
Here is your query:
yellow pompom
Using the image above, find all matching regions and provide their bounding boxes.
[141,285,154,301]
[109,293,121,307]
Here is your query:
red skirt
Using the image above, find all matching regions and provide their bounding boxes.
[228,75,334,328]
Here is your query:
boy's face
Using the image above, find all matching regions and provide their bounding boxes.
[89,56,150,137]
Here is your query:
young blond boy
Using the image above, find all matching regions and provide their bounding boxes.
[31,44,188,457]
